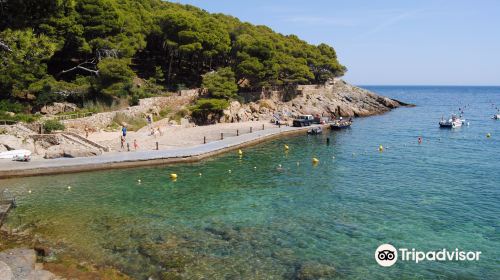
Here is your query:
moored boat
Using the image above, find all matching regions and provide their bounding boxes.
[307,126,323,135]
[439,115,463,128]
[330,118,352,129]
[493,114,500,120]
[0,149,32,161]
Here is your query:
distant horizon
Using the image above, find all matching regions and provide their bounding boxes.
[357,84,500,87]
[173,0,500,86]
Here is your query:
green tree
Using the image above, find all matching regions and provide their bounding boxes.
[95,58,135,96]
[0,29,57,99]
[201,67,238,99]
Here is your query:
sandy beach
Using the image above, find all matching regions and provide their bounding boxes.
[90,120,272,151]
[0,121,322,178]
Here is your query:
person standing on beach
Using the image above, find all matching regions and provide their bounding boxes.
[122,126,127,138]
[134,139,138,150]
[120,136,125,149]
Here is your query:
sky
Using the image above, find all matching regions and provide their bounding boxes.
[172,0,500,86]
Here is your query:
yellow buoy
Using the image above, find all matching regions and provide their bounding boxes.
[379,145,384,152]
[238,149,243,155]
[137,179,141,183]
[487,133,491,138]
[198,173,202,176]
[284,144,289,150]
[312,158,319,164]
[170,174,178,180]
[28,190,32,194]
[67,186,71,190]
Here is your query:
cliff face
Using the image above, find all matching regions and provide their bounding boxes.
[222,79,411,122]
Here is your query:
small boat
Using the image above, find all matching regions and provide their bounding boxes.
[493,114,500,120]
[439,115,463,128]
[330,119,352,130]
[0,149,32,161]
[307,126,323,135]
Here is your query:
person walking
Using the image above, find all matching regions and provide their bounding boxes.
[133,139,138,150]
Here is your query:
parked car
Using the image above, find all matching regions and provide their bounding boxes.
[293,115,314,127]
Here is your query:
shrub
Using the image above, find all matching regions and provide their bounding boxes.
[111,112,147,131]
[0,100,26,113]
[43,119,65,133]
[201,67,238,99]
[190,98,229,125]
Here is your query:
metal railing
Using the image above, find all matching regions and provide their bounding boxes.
[0,119,18,125]
[47,112,94,121]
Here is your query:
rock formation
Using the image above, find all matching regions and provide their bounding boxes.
[0,248,61,280]
[221,79,411,122]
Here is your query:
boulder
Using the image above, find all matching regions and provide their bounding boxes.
[249,102,260,113]
[0,261,13,280]
[44,146,65,159]
[63,148,102,158]
[0,249,59,280]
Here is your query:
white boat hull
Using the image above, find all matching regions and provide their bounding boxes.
[0,149,32,159]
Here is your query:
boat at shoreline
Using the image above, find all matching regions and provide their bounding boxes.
[330,118,353,130]
[307,126,323,135]
[0,150,32,161]
[439,115,465,128]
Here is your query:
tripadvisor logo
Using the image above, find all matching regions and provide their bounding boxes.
[375,244,482,267]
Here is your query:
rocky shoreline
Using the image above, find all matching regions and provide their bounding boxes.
[0,80,411,162]
[222,79,411,123]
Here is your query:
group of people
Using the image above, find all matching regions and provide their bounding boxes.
[119,114,165,151]
[120,126,138,151]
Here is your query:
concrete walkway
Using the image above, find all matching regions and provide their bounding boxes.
[0,124,325,178]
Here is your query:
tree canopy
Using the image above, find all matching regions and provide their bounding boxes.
[0,0,346,112]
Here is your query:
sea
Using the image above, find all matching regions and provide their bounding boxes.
[1,86,499,279]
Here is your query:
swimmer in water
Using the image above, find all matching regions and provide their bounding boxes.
[276,164,285,172]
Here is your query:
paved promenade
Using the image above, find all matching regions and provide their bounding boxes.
[0,124,326,178]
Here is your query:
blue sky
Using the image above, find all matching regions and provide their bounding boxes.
[173,0,499,85]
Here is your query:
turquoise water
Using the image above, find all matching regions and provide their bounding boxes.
[1,86,500,279]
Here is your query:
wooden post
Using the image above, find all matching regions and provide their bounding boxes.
[221,133,224,140]
[262,124,265,130]
[237,129,239,136]
[204,136,206,144]
[156,142,159,150]
[250,127,253,133]
[127,143,130,152]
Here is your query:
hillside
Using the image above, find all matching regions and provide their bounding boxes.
[0,0,346,120]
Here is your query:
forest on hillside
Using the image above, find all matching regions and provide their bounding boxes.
[0,0,346,121]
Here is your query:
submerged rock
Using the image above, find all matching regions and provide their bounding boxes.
[0,248,60,280]
[296,262,336,280]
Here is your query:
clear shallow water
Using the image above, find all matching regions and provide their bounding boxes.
[1,86,500,279]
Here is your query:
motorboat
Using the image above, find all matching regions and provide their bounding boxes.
[307,126,323,135]
[493,114,500,120]
[0,149,32,161]
[330,118,352,130]
[439,115,463,128]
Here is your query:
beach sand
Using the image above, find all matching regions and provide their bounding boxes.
[90,120,274,151]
